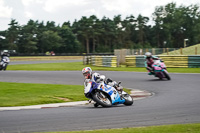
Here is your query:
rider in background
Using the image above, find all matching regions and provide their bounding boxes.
[0,50,10,66]
[144,52,161,75]
[1,50,9,58]
[82,67,122,99]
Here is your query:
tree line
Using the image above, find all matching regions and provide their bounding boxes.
[0,2,200,54]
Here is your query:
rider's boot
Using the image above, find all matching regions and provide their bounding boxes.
[148,70,155,75]
[116,86,123,94]
[88,99,92,103]
[94,103,99,107]
[148,72,153,75]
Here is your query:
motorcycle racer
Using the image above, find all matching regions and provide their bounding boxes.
[82,67,123,100]
[82,67,133,107]
[144,52,161,75]
[82,67,104,98]
[0,50,10,70]
[1,50,9,60]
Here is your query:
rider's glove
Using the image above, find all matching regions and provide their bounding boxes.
[160,59,164,62]
[105,78,113,84]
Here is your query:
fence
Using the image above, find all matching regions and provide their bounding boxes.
[114,48,179,64]
[83,55,200,68]
[125,55,200,68]
[188,56,200,68]
[115,46,200,64]
[83,56,117,67]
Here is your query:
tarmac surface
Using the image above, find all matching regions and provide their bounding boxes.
[0,70,200,132]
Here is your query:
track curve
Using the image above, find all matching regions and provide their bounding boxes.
[0,71,200,133]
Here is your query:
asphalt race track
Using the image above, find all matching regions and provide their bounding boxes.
[0,68,200,132]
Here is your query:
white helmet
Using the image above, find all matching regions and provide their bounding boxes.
[92,72,100,82]
[145,52,152,58]
[2,50,9,56]
[82,67,92,79]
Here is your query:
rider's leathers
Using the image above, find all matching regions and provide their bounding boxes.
[84,72,105,98]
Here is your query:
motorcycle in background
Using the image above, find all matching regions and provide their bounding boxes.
[149,60,171,80]
[0,56,10,71]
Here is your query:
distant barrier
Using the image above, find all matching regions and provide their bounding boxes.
[84,55,200,68]
[188,56,200,68]
[92,56,117,67]
[83,56,117,67]
[157,56,188,67]
[115,46,200,64]
[126,55,200,68]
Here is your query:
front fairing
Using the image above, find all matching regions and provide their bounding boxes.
[100,83,125,105]
[89,82,125,105]
[153,65,164,72]
[2,57,10,63]
[152,61,167,72]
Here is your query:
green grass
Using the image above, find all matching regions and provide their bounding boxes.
[10,56,82,61]
[0,82,131,107]
[0,82,87,107]
[166,68,200,73]
[8,62,87,71]
[38,123,200,133]
[8,62,200,73]
[161,44,200,55]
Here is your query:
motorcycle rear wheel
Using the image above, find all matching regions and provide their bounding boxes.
[121,94,133,106]
[92,91,112,107]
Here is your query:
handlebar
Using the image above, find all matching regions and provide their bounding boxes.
[117,81,121,86]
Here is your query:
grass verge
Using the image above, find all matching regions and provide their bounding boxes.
[7,62,200,73]
[0,82,131,107]
[161,43,200,55]
[38,123,200,133]
[0,82,87,107]
[10,56,82,61]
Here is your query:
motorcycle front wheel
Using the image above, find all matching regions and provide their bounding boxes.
[92,91,112,107]
[163,70,171,80]
[121,94,133,106]
[3,64,7,71]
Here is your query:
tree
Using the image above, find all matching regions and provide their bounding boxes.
[5,19,20,50]
[101,16,116,51]
[152,3,200,48]
[59,24,80,53]
[123,15,137,48]
[1,2,200,54]
[17,20,38,53]
[40,30,62,53]
[136,14,149,47]
[73,16,92,53]
[0,31,6,50]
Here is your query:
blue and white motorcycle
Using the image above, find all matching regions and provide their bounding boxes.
[87,81,133,107]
